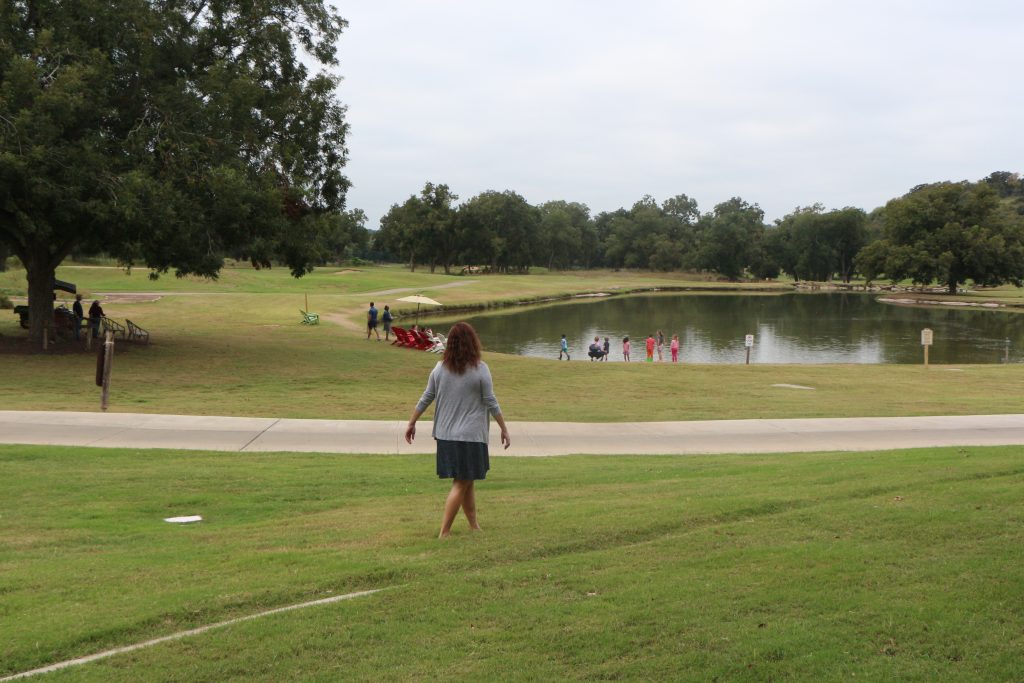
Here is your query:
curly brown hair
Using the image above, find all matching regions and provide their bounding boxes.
[442,322,482,374]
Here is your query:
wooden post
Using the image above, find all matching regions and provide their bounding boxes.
[305,293,308,312]
[745,346,751,365]
[101,331,114,411]
[924,345,929,368]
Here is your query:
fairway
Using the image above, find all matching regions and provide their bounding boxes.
[2,444,1022,681]
[3,264,1024,421]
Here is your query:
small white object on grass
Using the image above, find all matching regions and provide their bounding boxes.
[164,515,203,524]
[771,384,816,390]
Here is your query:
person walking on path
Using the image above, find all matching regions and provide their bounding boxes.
[623,336,631,362]
[671,334,680,363]
[602,336,610,361]
[559,334,570,360]
[405,322,510,539]
[645,334,655,363]
[656,330,665,362]
[381,305,394,341]
[72,294,84,341]
[366,302,381,340]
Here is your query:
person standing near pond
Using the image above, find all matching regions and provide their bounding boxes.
[645,334,656,363]
[406,322,511,539]
[623,336,631,362]
[559,334,570,360]
[366,301,380,341]
[602,336,610,361]
[381,305,394,341]
[671,334,680,363]
[88,300,104,339]
[656,330,665,361]
[72,294,84,341]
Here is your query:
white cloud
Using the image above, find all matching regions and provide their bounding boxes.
[331,0,1024,225]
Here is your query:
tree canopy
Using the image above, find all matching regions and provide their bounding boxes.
[0,0,350,342]
[856,181,1024,293]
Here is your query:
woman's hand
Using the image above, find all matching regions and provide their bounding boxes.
[500,427,511,450]
[405,422,416,444]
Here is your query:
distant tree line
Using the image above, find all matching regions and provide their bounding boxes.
[373,172,1024,292]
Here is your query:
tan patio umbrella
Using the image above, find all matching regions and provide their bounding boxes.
[396,294,442,324]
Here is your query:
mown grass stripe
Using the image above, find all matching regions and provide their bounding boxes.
[0,588,385,682]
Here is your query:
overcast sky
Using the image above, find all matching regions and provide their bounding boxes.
[332,1,1024,228]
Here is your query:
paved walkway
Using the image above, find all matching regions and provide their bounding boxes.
[3,411,1024,455]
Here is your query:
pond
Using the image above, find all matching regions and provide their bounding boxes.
[452,293,1024,364]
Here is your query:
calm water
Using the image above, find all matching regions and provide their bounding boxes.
[456,293,1024,364]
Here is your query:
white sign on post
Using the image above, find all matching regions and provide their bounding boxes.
[744,334,754,348]
[921,328,933,346]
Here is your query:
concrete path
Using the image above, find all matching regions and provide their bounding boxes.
[3,411,1024,455]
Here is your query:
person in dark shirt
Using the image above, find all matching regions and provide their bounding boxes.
[366,301,381,341]
[381,305,394,340]
[72,294,84,340]
[88,300,104,339]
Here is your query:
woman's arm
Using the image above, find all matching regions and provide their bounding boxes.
[406,366,439,443]
[405,406,424,444]
[479,364,509,449]
[493,412,511,450]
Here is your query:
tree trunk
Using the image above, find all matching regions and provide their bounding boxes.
[949,280,958,295]
[408,249,416,272]
[25,254,56,347]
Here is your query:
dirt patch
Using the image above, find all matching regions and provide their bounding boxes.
[92,293,164,303]
[332,269,362,275]
[321,312,362,332]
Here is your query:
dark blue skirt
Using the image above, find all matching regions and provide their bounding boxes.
[436,439,490,480]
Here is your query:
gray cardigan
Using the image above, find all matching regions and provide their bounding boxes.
[415,361,502,443]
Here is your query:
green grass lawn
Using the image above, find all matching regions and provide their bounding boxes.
[2,263,1024,421]
[1,444,1022,681]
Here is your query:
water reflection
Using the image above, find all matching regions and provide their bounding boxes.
[456,293,1024,364]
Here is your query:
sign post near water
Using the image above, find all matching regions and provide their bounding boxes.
[745,334,754,365]
[921,328,933,367]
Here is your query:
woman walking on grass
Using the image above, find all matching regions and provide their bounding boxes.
[406,322,511,538]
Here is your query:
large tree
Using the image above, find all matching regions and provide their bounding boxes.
[695,198,765,280]
[457,190,540,273]
[0,0,350,344]
[856,181,1024,294]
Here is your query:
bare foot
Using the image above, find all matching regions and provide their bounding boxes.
[438,530,451,539]
[470,524,482,532]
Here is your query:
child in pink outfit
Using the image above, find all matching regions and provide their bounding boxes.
[671,334,680,363]
[622,336,631,362]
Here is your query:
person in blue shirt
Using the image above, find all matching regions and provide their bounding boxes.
[559,333,570,360]
[366,302,381,340]
[381,305,394,340]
